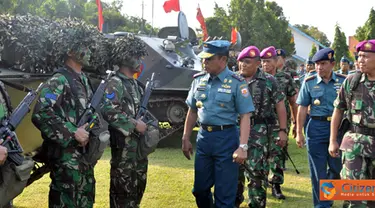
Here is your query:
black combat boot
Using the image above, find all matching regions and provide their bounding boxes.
[272,184,286,200]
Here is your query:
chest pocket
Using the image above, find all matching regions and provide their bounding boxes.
[215,92,233,109]
[194,90,208,101]
[310,89,324,99]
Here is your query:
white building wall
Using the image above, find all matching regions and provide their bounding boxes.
[291,30,317,61]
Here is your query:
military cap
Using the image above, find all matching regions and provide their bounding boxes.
[306,59,314,65]
[312,48,335,62]
[198,40,231,59]
[276,49,286,58]
[237,46,260,61]
[340,56,349,63]
[260,46,277,59]
[356,39,375,53]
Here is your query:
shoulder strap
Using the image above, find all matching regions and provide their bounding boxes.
[0,82,13,115]
[53,68,80,123]
[347,72,363,120]
[257,79,266,118]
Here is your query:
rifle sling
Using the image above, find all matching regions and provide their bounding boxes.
[53,67,93,125]
[0,79,31,93]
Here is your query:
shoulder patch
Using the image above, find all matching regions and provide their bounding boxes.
[231,73,245,82]
[45,93,57,100]
[193,72,206,78]
[305,75,317,82]
[106,92,115,100]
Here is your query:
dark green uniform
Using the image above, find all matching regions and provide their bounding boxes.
[101,72,148,208]
[32,67,96,207]
[236,69,284,208]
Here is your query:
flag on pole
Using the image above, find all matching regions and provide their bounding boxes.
[231,27,238,45]
[196,5,208,41]
[163,0,180,13]
[96,0,104,32]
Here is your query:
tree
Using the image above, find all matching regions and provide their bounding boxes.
[331,23,352,70]
[355,8,375,41]
[294,24,331,47]
[206,0,295,54]
[309,44,317,58]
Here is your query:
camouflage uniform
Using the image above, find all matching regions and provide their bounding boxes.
[236,68,284,208]
[101,72,147,208]
[0,81,12,207]
[283,63,300,88]
[32,67,96,208]
[334,73,375,208]
[268,71,297,187]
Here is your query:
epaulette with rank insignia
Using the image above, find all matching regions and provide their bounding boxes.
[305,75,316,82]
[336,73,347,78]
[231,73,245,82]
[193,71,206,78]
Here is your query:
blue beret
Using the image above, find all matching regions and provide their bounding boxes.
[198,40,231,59]
[312,48,335,62]
[340,56,349,63]
[276,49,286,57]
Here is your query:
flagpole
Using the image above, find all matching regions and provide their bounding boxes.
[152,0,154,36]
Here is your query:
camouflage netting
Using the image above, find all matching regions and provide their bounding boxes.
[110,35,148,68]
[0,14,109,74]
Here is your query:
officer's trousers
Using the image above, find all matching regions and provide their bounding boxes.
[193,126,239,208]
[306,119,341,208]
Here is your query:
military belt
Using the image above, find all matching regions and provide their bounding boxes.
[351,126,375,136]
[311,116,332,122]
[200,124,235,132]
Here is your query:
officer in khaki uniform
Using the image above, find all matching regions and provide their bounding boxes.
[182,40,255,208]
[329,39,375,208]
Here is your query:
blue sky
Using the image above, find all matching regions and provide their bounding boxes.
[105,0,375,44]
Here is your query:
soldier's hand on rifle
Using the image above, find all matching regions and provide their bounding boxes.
[232,147,247,164]
[296,133,305,148]
[182,137,193,160]
[328,140,340,158]
[135,118,147,134]
[277,131,288,148]
[74,123,89,147]
[0,145,8,165]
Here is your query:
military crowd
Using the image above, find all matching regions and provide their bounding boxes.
[182,38,375,208]
[0,21,374,208]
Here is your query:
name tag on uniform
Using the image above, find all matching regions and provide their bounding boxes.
[218,88,231,93]
[197,87,206,91]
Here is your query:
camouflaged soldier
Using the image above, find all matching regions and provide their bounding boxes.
[277,49,301,89]
[100,36,149,208]
[31,28,98,207]
[260,46,298,200]
[329,39,375,208]
[235,46,288,208]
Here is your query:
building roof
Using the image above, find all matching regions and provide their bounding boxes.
[292,54,305,62]
[288,24,327,49]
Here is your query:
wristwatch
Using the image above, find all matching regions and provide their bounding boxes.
[279,128,287,134]
[239,144,248,151]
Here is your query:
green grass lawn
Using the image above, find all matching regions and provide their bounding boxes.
[14,132,344,208]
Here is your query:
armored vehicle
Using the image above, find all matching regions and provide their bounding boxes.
[105,11,203,140]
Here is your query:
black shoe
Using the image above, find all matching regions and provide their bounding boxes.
[272,184,286,200]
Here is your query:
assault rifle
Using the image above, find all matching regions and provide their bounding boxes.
[1,82,44,165]
[79,70,116,153]
[134,72,158,131]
